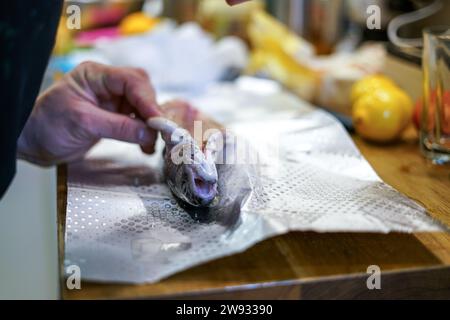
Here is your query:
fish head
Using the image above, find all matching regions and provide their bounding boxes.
[169,141,219,207]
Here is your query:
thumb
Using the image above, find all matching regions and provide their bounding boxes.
[89,108,157,148]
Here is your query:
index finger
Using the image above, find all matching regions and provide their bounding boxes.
[102,67,161,119]
[79,62,161,119]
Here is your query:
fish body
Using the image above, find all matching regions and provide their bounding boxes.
[147,117,219,207]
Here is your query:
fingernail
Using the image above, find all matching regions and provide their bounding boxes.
[138,128,153,144]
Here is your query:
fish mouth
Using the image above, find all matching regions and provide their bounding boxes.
[193,178,217,203]
[187,168,218,207]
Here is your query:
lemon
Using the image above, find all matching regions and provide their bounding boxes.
[388,87,414,129]
[351,75,397,105]
[119,13,159,36]
[352,89,407,143]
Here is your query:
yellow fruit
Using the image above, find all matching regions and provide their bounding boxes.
[352,89,407,143]
[351,75,397,105]
[119,13,159,36]
[388,87,414,129]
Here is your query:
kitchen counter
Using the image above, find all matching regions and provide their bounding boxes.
[57,127,450,300]
[58,54,450,300]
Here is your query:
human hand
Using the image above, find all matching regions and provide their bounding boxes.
[18,62,161,166]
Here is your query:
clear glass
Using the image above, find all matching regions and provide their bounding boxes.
[421,26,450,165]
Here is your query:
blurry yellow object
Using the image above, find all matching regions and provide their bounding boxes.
[390,87,414,128]
[53,71,65,82]
[246,10,318,100]
[248,10,314,60]
[199,0,264,39]
[352,88,412,143]
[53,17,74,56]
[350,75,396,105]
[119,12,159,36]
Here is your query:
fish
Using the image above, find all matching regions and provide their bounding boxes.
[147,100,254,226]
[147,114,220,207]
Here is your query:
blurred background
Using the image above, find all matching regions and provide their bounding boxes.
[1,0,449,299]
[46,0,449,123]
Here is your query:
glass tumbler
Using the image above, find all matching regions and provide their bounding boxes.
[421,26,450,165]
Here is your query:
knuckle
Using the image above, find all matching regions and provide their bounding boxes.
[78,61,95,70]
[133,68,149,80]
[77,61,105,75]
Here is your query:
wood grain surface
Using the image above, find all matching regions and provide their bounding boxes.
[58,129,450,300]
